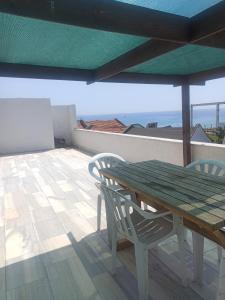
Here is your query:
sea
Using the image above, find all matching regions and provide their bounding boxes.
[79,108,225,128]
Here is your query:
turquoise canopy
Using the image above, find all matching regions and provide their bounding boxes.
[0,0,224,83]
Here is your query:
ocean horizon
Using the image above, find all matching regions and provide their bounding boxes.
[79,108,225,128]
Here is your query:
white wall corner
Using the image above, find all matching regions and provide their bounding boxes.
[52,104,76,146]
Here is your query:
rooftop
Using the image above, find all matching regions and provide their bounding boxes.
[125,126,192,139]
[0,148,221,299]
[78,119,126,133]
[124,124,211,142]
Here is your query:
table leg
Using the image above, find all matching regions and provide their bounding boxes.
[192,231,204,285]
[175,216,188,286]
[217,248,225,300]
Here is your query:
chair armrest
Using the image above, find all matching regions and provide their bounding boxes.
[131,200,172,220]
[141,210,172,220]
[117,189,139,204]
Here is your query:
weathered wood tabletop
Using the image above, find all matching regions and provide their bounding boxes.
[101,160,225,248]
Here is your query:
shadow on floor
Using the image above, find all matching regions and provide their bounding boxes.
[2,228,219,300]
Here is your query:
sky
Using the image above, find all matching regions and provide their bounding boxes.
[0,76,225,116]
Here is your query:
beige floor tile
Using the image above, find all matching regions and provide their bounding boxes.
[75,201,97,219]
[35,218,64,241]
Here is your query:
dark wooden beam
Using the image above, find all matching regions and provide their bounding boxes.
[191,1,225,41]
[0,62,190,85]
[89,39,183,83]
[0,62,207,85]
[0,62,93,81]
[85,1,225,83]
[193,30,225,49]
[0,0,189,42]
[182,84,191,166]
[190,1,225,48]
[104,72,188,85]
[188,65,225,84]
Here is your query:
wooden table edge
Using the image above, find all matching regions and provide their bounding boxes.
[100,169,225,249]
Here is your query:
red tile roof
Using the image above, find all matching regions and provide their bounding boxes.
[77,119,126,133]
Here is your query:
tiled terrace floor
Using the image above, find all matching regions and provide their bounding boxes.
[0,148,221,299]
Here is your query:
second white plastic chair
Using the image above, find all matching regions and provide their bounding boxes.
[88,153,134,232]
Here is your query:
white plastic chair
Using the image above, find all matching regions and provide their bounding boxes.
[88,153,135,232]
[101,183,188,300]
[187,160,225,284]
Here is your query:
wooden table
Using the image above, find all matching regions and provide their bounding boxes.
[101,159,225,298]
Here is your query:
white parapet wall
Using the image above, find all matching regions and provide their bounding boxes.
[72,129,225,165]
[72,129,184,165]
[0,98,54,155]
[192,141,225,161]
[52,105,76,145]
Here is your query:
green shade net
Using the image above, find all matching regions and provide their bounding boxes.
[1,6,225,77]
[116,0,222,17]
[0,13,148,69]
[127,45,225,75]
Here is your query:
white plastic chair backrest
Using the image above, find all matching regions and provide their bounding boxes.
[101,183,138,240]
[187,160,225,177]
[100,183,166,242]
[88,153,125,185]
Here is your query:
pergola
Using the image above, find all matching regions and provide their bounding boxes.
[1,0,225,165]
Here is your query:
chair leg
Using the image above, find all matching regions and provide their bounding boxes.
[217,248,225,300]
[104,195,112,248]
[97,193,102,231]
[192,231,204,285]
[134,244,149,300]
[183,228,188,243]
[176,219,188,287]
[218,245,223,264]
[111,228,117,275]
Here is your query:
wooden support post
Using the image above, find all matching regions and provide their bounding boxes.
[182,84,191,166]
